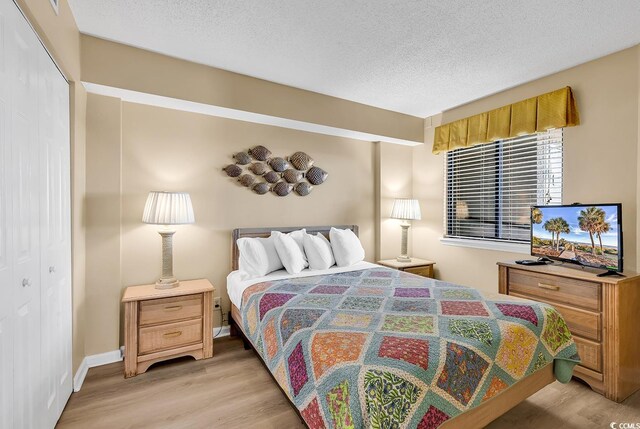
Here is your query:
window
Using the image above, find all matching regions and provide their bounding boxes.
[445,129,562,244]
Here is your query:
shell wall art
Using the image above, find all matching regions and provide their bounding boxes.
[238,174,255,187]
[264,171,280,183]
[222,146,327,197]
[268,157,289,172]
[283,169,303,184]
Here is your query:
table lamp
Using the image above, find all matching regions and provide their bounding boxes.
[390,198,421,262]
[142,191,195,289]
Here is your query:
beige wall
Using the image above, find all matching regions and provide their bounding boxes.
[375,143,414,261]
[85,98,380,354]
[413,46,640,294]
[80,35,424,144]
[85,94,123,355]
[70,82,87,372]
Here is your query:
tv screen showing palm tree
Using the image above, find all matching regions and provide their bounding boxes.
[531,204,622,272]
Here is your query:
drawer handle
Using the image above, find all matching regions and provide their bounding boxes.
[163,331,183,338]
[164,305,183,311]
[538,282,560,291]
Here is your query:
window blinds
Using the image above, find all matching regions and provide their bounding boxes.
[445,129,563,243]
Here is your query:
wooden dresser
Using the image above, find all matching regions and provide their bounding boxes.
[497,261,640,402]
[377,258,435,278]
[122,279,214,378]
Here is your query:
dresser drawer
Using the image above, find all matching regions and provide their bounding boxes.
[138,319,203,355]
[509,269,601,311]
[574,336,602,373]
[554,303,601,342]
[510,292,601,341]
[404,266,433,278]
[139,294,203,326]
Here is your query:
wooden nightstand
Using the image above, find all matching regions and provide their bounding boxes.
[122,278,214,378]
[377,258,435,278]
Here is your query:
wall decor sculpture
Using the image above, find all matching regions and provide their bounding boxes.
[283,169,303,184]
[249,162,268,176]
[268,157,289,172]
[222,146,327,197]
[264,171,280,183]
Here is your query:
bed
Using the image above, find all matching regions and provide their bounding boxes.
[227,225,580,429]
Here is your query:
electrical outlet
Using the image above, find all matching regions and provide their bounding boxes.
[222,312,228,324]
[213,297,221,309]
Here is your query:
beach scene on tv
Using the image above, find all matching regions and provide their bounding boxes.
[531,205,620,270]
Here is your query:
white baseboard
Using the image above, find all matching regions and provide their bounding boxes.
[72,358,88,392]
[87,349,124,367]
[73,349,123,392]
[73,328,230,392]
[215,325,231,338]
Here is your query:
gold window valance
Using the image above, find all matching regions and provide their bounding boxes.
[432,86,580,154]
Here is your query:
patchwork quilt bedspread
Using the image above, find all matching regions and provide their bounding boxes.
[240,266,580,429]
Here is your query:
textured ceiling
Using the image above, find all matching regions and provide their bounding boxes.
[68,0,640,117]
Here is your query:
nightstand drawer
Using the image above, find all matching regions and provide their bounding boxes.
[404,266,433,278]
[509,269,601,311]
[138,319,203,355]
[139,294,203,326]
[377,259,435,279]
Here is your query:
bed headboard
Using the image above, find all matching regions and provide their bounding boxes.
[231,225,359,271]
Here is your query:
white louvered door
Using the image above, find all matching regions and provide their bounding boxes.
[0,0,72,427]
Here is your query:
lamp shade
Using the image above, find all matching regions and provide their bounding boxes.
[390,198,421,221]
[142,191,195,225]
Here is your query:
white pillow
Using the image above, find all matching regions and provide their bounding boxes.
[237,236,283,278]
[272,231,308,274]
[287,229,308,263]
[329,227,365,267]
[303,233,335,270]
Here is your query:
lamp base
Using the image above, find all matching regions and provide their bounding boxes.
[155,277,180,289]
[156,229,179,289]
[397,223,412,263]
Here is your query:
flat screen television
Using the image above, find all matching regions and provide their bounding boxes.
[531,203,623,273]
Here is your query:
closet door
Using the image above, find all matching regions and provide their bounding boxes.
[0,0,71,427]
[0,2,14,427]
[8,1,42,428]
[39,41,72,427]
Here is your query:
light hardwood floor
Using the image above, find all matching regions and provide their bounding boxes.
[57,337,640,429]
